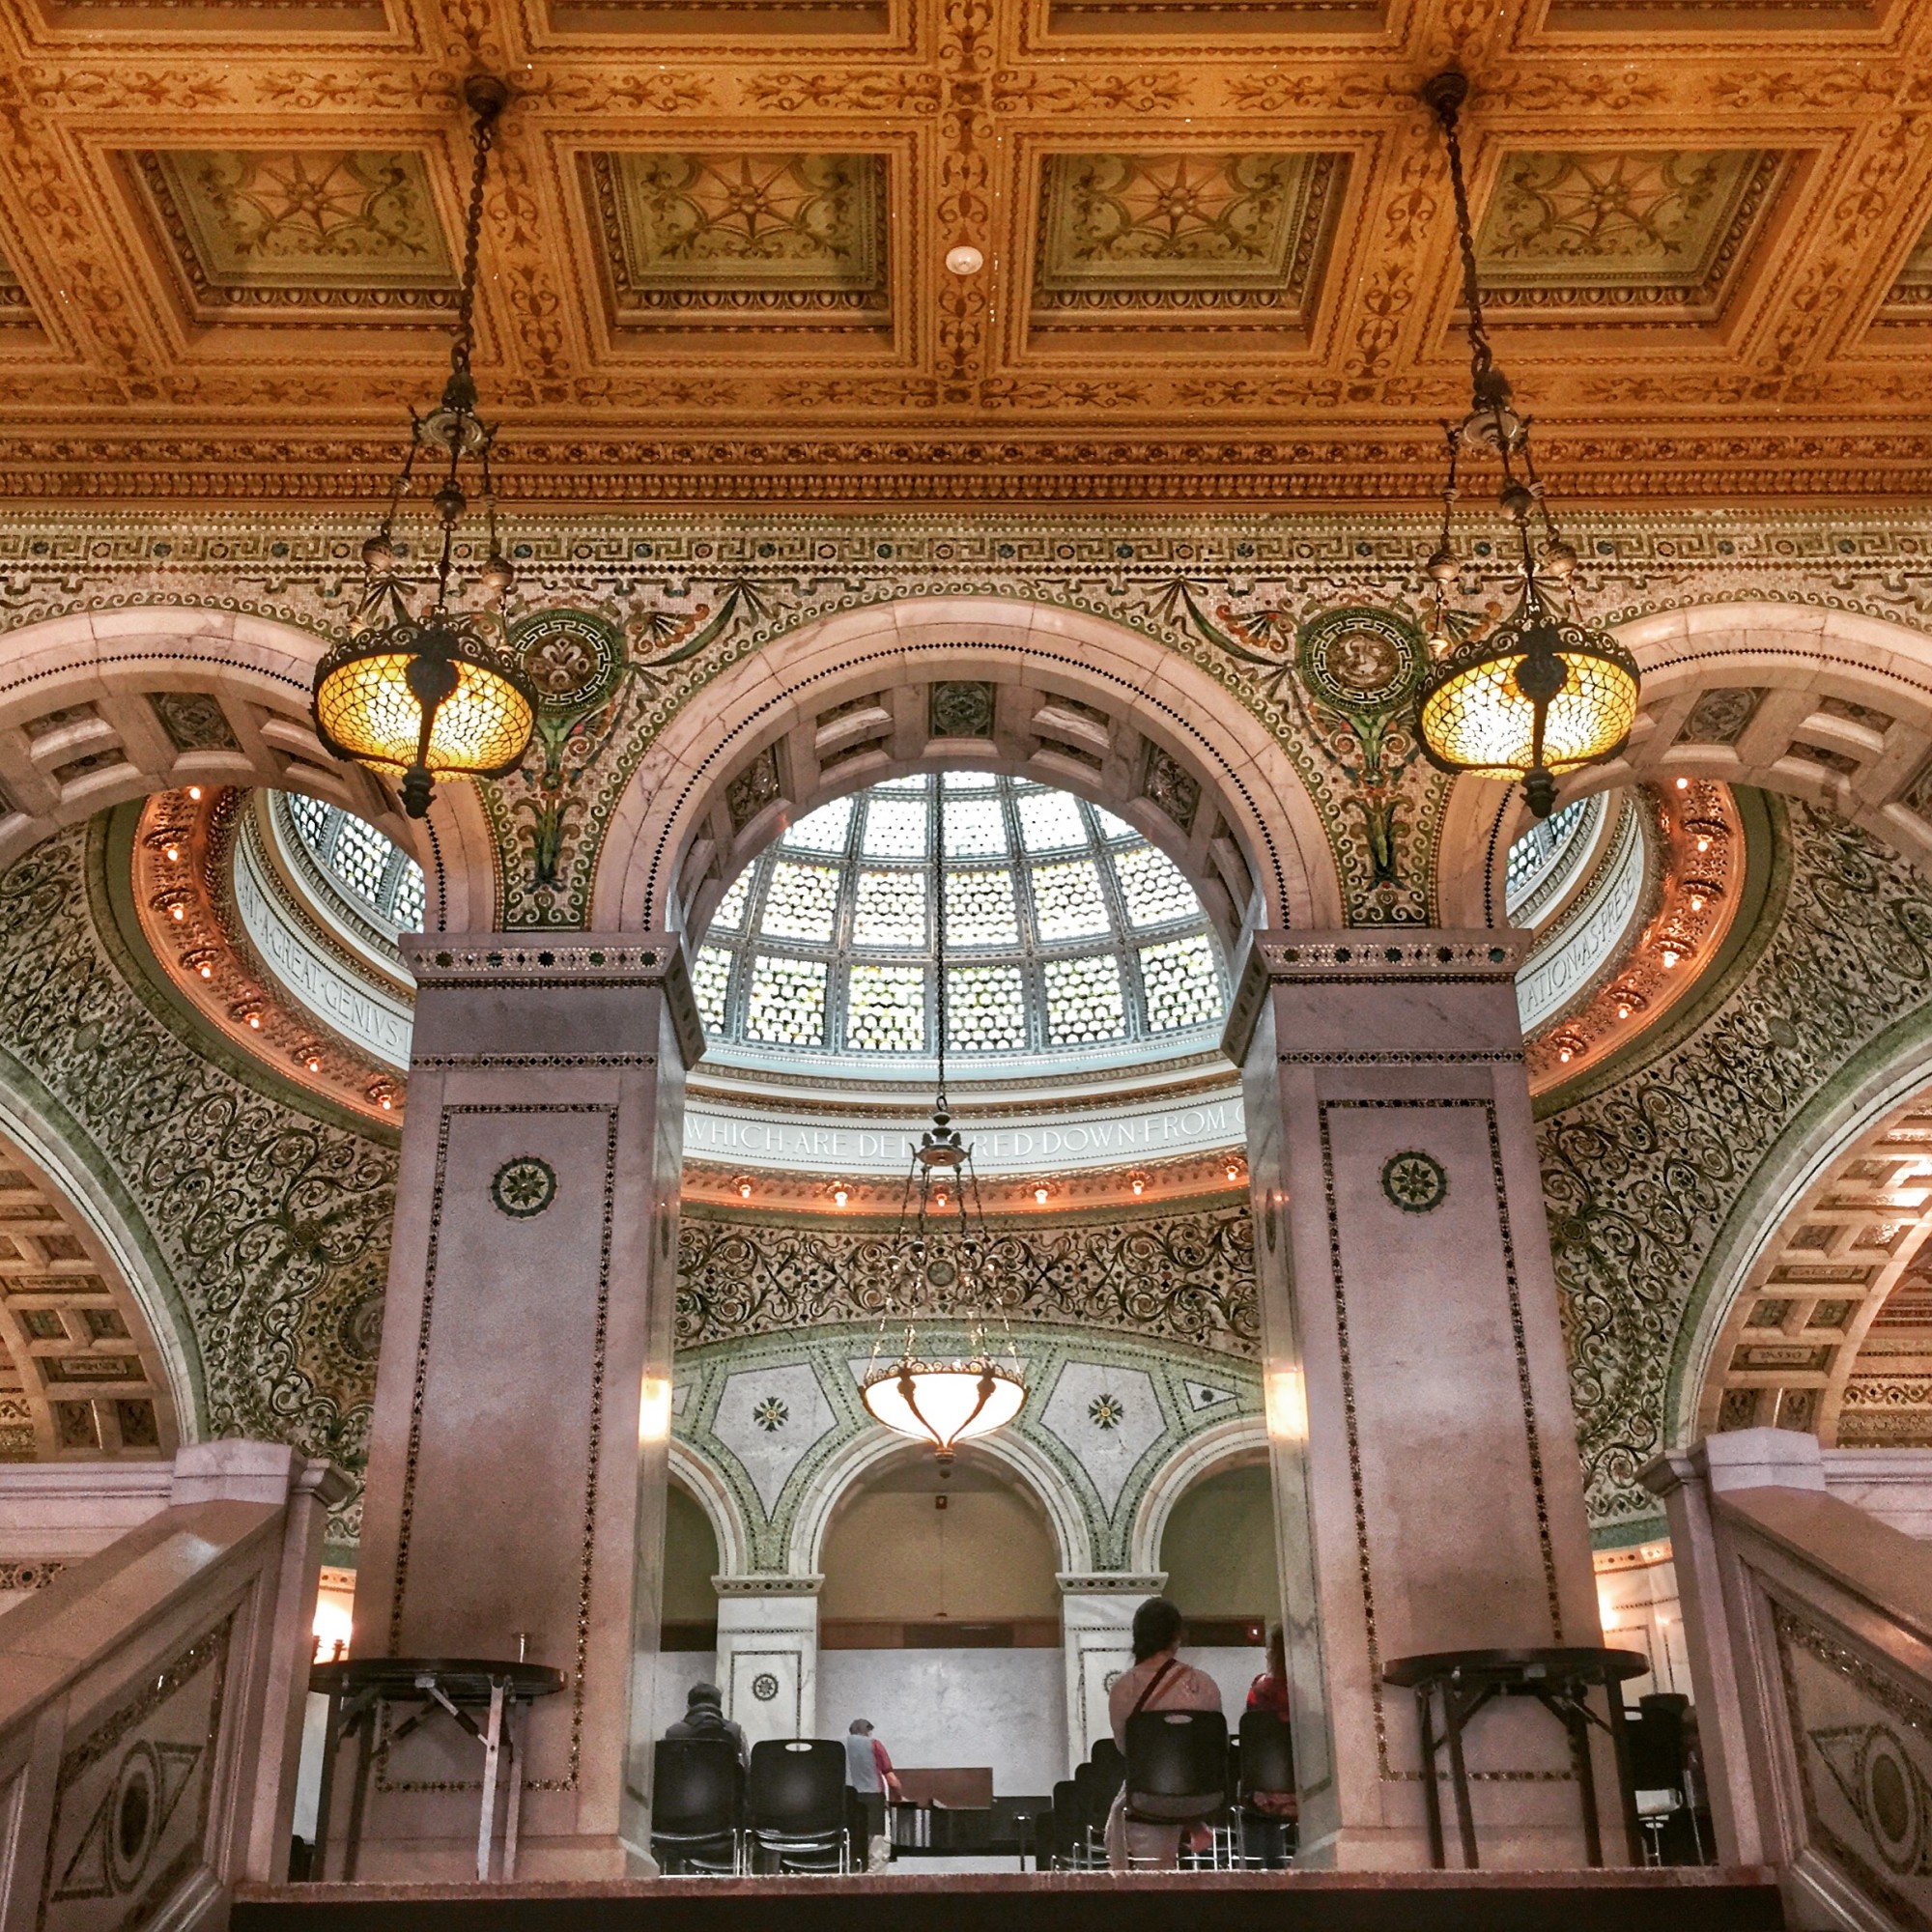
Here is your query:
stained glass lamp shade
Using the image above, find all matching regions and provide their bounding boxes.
[1418,583,1639,817]
[312,617,535,814]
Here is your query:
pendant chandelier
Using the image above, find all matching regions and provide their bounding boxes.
[1414,71,1640,821]
[863,833,1026,1470]
[310,75,536,819]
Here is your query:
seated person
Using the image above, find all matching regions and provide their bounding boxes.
[1106,1596,1221,1870]
[1245,1623,1298,1821]
[664,1681,747,1766]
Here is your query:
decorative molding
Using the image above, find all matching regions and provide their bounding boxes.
[1255,933,1528,979]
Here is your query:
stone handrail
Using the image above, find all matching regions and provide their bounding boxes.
[1645,1427,1932,1932]
[0,1441,348,1932]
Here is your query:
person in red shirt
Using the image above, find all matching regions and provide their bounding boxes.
[1243,1623,1297,1865]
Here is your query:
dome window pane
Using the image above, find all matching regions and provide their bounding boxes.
[943,771,994,791]
[1112,844,1196,928]
[745,955,828,1046]
[290,793,331,851]
[783,797,855,853]
[1017,791,1087,852]
[1032,859,1110,941]
[710,870,753,932]
[1140,935,1221,1032]
[760,862,839,942]
[1092,806,1137,840]
[945,869,1020,946]
[390,864,426,930]
[854,871,927,948]
[944,796,1009,858]
[332,816,392,904]
[846,963,926,1052]
[864,797,929,858]
[876,774,930,791]
[1044,954,1126,1043]
[693,945,734,1033]
[948,964,1026,1051]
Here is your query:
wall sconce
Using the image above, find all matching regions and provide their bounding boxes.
[638,1375,673,1445]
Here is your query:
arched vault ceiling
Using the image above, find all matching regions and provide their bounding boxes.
[3,0,1932,505]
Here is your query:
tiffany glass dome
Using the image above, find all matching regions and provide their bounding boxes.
[281,792,428,938]
[693,772,1228,1077]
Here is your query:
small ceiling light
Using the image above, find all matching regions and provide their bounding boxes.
[197,962,213,980]
[246,1012,261,1030]
[736,1176,753,1200]
[163,844,180,863]
[833,1184,850,1208]
[169,904,185,922]
[1129,1173,1146,1196]
[307,1057,323,1072]
[1690,894,1705,912]
[945,244,984,275]
[379,1094,394,1111]
[1225,1159,1242,1183]
[1675,777,1690,791]
[310,75,535,818]
[1696,836,1711,853]
[186,785,202,802]
[1414,71,1640,820]
[1616,1003,1631,1019]
[1034,1184,1049,1206]
[1662,947,1680,970]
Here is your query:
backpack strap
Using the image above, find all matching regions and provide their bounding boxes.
[1127,1657,1181,1721]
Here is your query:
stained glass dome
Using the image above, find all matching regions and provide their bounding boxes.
[694,772,1227,1075]
[280,793,427,936]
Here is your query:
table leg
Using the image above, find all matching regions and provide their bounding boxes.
[1442,1686,1479,1871]
[477,1680,506,1883]
[342,1700,379,1885]
[1415,1687,1445,1870]
[1604,1686,1644,1866]
[1562,1697,1604,1869]
[503,1699,526,1883]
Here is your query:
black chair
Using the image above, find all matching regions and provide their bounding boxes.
[1627,1692,1703,1865]
[1072,1759,1103,1867]
[1091,1738,1125,1812]
[1122,1709,1231,1867]
[1046,1778,1079,1869]
[1236,1708,1297,1868]
[747,1739,850,1873]
[652,1739,743,1874]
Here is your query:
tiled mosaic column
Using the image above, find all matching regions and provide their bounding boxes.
[1059,1573,1165,1775]
[715,1576,821,1748]
[1229,931,1609,1871]
[342,938,700,1882]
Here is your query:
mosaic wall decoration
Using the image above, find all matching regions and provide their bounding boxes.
[676,1201,1259,1359]
[0,824,395,1552]
[1541,797,1932,1536]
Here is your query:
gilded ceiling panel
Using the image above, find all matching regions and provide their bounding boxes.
[129,149,457,320]
[1474,148,1784,318]
[586,151,889,325]
[1882,218,1932,318]
[0,251,29,325]
[1031,150,1344,327]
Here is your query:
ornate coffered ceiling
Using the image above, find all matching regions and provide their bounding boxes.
[0,0,1928,503]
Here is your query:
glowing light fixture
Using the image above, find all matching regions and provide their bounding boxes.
[1414,71,1640,820]
[863,838,1026,1470]
[310,75,535,818]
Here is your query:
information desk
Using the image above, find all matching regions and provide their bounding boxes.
[1381,1647,1649,1870]
[307,1657,563,1885]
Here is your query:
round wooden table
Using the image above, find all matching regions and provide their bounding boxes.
[1382,1646,1650,1869]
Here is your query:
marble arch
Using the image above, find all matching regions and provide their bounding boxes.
[667,1439,751,1579]
[591,594,1344,943]
[784,1425,1094,1583]
[0,604,497,931]
[1127,1416,1270,1580]
[1434,599,1932,927]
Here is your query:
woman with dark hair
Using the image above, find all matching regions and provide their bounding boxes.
[1103,1596,1222,1869]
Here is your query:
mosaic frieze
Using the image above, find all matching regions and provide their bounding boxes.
[1540,796,1932,1533]
[676,1201,1258,1360]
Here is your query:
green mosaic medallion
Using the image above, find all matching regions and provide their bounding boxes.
[1380,1149,1447,1213]
[491,1154,557,1219]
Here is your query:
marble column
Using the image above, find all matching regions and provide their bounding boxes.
[342,937,700,1882]
[715,1576,821,1748]
[1227,931,1609,1871]
[1058,1572,1164,1774]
